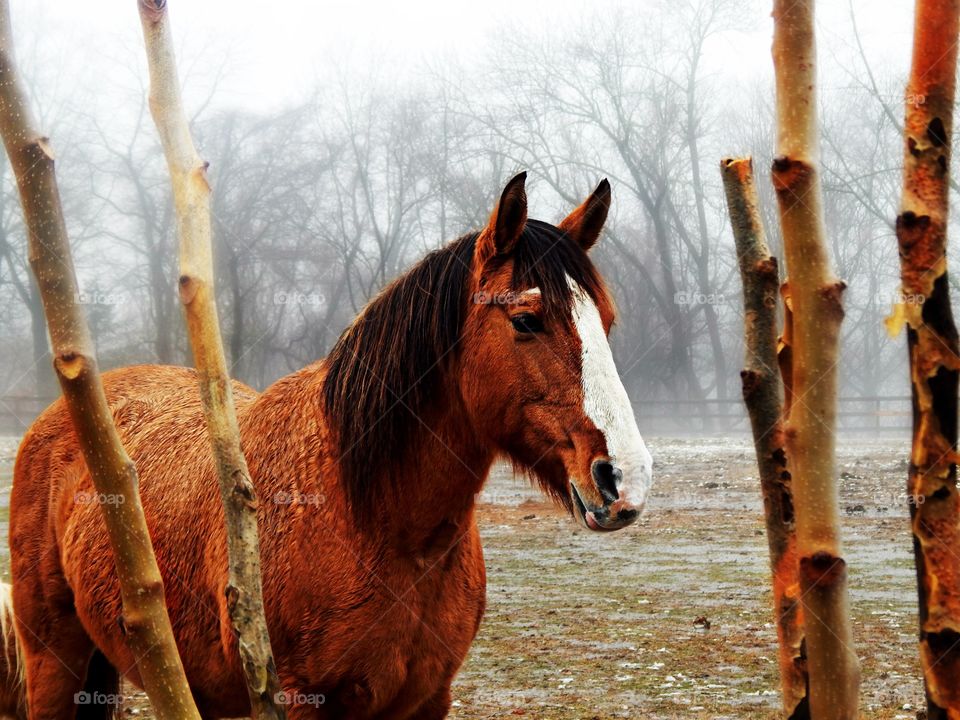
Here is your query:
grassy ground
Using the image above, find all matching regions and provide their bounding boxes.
[0,435,927,719]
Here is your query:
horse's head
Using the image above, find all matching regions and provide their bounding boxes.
[461,172,652,531]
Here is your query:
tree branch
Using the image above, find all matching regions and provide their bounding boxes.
[721,156,808,719]
[136,1,284,717]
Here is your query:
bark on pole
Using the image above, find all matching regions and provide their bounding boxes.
[136,2,285,717]
[770,1,861,718]
[0,2,201,717]
[778,282,795,420]
[721,156,808,719]
[889,0,960,715]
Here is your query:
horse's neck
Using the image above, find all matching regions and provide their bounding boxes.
[384,394,494,548]
[245,363,494,550]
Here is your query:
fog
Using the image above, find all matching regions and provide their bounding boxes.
[0,0,933,433]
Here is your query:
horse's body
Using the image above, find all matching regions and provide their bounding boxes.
[12,364,485,719]
[8,174,653,719]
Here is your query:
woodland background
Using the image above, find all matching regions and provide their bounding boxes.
[0,0,930,429]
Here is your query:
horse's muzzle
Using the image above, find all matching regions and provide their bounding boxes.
[570,459,644,532]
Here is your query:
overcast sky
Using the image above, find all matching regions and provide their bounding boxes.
[12,0,916,116]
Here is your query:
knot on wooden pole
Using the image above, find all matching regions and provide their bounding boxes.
[771,156,811,195]
[138,0,166,23]
[818,281,847,322]
[799,552,846,590]
[178,274,199,304]
[54,350,86,380]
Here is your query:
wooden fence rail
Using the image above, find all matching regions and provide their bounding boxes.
[0,395,915,436]
[632,396,912,434]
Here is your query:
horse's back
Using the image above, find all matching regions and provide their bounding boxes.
[12,364,258,524]
[14,363,258,476]
[11,365,217,569]
[9,364,258,714]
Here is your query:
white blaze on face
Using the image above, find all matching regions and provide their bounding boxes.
[568,276,653,510]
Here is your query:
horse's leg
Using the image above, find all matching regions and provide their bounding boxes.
[13,563,101,719]
[399,686,451,720]
[278,698,326,720]
[19,623,96,719]
[273,682,349,720]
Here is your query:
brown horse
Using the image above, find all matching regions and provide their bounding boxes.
[0,584,24,719]
[8,172,652,719]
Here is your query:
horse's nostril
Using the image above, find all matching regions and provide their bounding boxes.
[591,459,622,503]
[617,507,639,524]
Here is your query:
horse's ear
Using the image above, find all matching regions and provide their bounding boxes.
[559,179,611,251]
[477,172,528,264]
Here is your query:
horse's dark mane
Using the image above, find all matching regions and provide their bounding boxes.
[322,219,607,517]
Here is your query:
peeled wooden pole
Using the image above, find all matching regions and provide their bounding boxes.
[770,1,860,718]
[721,156,808,719]
[0,2,201,717]
[889,1,960,715]
[137,2,284,717]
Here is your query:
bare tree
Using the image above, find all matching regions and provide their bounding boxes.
[88,92,182,364]
[0,0,201,715]
[771,0,859,716]
[137,1,284,716]
[890,0,960,714]
[722,156,806,718]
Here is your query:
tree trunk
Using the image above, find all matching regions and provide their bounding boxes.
[687,81,726,401]
[136,2,285,718]
[27,278,54,396]
[771,1,860,718]
[721,156,808,719]
[148,224,175,364]
[889,0,960,715]
[617,149,706,408]
[228,250,245,380]
[0,230,55,398]
[0,2,201,717]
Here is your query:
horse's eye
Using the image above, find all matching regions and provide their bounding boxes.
[511,313,543,334]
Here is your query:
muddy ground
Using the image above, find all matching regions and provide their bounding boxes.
[0,435,926,719]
